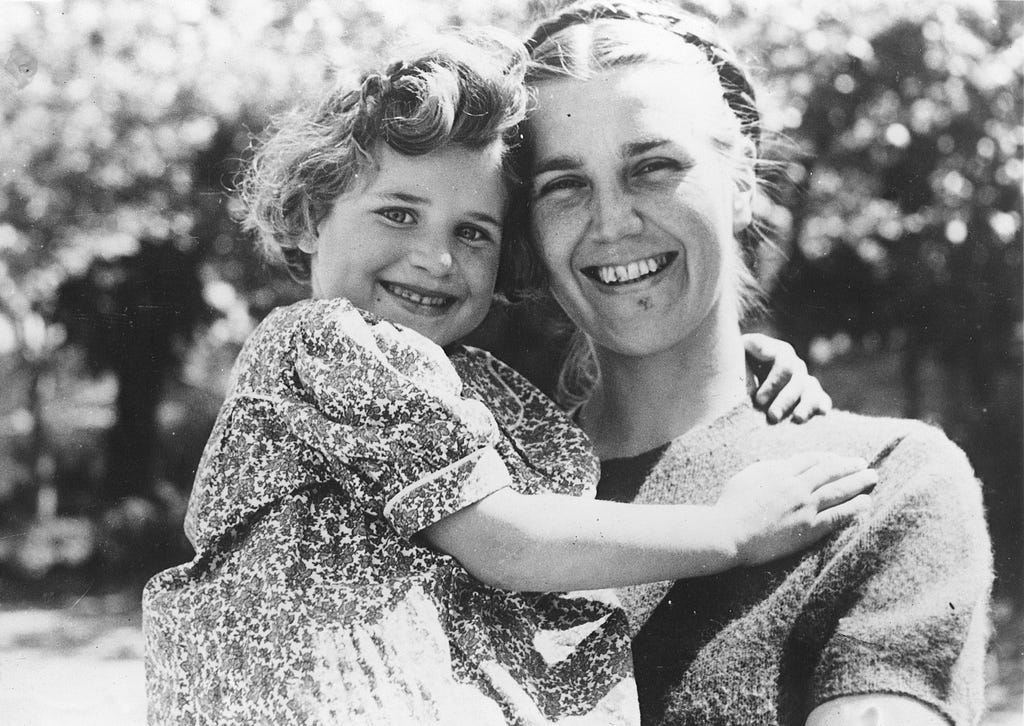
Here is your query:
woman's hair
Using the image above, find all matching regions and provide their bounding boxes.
[521,0,776,405]
[239,31,530,295]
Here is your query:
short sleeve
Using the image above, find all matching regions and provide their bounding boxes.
[280,300,513,539]
[811,426,992,725]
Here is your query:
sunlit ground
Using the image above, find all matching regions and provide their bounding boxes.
[0,595,1019,725]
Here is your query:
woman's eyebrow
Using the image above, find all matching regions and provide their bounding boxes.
[465,211,503,228]
[623,138,670,157]
[532,154,583,177]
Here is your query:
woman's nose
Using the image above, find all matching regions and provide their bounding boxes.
[407,234,454,276]
[588,187,642,244]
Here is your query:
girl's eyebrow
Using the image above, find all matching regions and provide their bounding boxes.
[377,191,429,204]
[376,190,501,228]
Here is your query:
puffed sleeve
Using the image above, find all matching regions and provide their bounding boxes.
[810,425,993,725]
[279,300,513,539]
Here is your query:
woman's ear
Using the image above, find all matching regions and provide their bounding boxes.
[297,233,317,255]
[732,137,756,234]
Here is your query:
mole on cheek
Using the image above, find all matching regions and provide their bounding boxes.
[638,297,653,311]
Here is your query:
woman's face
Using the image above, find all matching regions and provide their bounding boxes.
[307,143,506,347]
[528,63,752,357]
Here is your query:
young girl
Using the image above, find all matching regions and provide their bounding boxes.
[143,32,874,725]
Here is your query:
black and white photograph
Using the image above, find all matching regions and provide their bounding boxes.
[0,0,1021,723]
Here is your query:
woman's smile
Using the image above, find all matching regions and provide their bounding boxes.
[580,251,678,288]
[529,64,751,357]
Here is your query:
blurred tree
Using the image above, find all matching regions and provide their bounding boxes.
[0,0,1019,592]
[0,0,527,514]
[728,0,1022,596]
[56,237,208,505]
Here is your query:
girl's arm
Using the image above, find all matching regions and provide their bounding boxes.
[422,453,874,592]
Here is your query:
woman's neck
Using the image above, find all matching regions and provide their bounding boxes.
[579,305,749,460]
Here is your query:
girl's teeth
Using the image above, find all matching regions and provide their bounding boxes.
[390,285,448,306]
[637,259,650,275]
[626,262,640,279]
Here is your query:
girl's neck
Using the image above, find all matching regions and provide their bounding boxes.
[579,303,749,460]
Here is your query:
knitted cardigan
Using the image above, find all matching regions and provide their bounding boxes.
[597,401,992,726]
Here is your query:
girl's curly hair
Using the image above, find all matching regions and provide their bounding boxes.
[239,30,529,294]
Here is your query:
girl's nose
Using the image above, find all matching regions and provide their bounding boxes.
[588,187,642,244]
[408,234,454,276]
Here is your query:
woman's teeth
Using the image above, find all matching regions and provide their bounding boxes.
[585,253,675,286]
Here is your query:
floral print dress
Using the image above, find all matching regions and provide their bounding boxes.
[143,298,634,725]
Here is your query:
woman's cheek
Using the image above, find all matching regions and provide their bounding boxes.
[533,199,584,260]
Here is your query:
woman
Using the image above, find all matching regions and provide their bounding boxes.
[144,29,854,725]
[521,2,992,724]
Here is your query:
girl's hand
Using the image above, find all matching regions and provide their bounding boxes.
[742,333,832,424]
[714,453,875,566]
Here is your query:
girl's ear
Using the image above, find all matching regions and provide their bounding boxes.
[732,137,756,234]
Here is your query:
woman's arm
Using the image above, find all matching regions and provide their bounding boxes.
[806,695,949,726]
[804,425,992,725]
[422,453,874,592]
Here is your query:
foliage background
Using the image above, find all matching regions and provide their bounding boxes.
[0,0,1020,719]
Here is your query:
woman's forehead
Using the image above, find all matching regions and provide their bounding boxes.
[528,65,720,151]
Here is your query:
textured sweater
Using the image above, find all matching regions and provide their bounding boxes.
[597,401,992,726]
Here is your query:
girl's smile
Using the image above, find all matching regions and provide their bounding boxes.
[305,143,507,347]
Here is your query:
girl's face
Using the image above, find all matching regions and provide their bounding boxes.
[307,143,507,347]
[528,63,753,357]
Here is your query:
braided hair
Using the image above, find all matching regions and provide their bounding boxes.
[522,1,773,405]
[525,1,760,148]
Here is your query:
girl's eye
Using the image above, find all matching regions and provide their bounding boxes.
[376,207,415,225]
[455,225,495,246]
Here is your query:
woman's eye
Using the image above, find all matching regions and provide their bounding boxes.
[456,225,495,246]
[376,208,415,225]
[534,175,585,199]
[635,158,681,176]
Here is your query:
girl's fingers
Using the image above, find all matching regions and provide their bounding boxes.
[814,469,878,510]
[742,332,782,363]
[799,456,870,490]
[776,451,837,475]
[743,335,805,408]
[767,376,804,423]
[811,493,872,534]
[791,379,832,423]
[757,358,805,409]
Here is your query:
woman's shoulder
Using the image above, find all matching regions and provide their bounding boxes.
[451,345,599,494]
[451,345,570,428]
[756,409,983,520]
[799,409,969,470]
